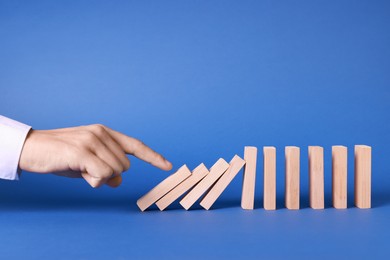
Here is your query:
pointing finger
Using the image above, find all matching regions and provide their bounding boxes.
[105,128,172,171]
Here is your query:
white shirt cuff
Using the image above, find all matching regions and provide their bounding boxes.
[0,115,31,180]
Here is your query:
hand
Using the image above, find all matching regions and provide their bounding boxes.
[19,124,172,188]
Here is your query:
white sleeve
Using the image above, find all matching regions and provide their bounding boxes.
[0,115,31,180]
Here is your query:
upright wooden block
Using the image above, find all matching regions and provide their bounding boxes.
[285,146,300,210]
[332,145,347,209]
[200,155,246,210]
[241,146,258,210]
[355,145,372,209]
[137,165,191,211]
[309,146,324,209]
[263,146,276,210]
[156,163,209,211]
[180,158,229,210]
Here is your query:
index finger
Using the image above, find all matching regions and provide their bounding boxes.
[105,127,173,171]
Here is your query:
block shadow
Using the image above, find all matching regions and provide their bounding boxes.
[209,198,242,210]
[1,184,388,212]
[159,198,242,211]
[144,188,390,212]
[368,189,390,208]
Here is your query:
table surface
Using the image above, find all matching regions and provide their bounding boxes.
[1,175,390,259]
[1,0,389,259]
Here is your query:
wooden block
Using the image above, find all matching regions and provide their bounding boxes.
[155,163,209,211]
[263,146,276,210]
[309,146,324,209]
[355,145,372,209]
[137,165,191,211]
[285,146,300,210]
[241,146,258,210]
[200,155,246,210]
[180,158,229,210]
[332,145,347,209]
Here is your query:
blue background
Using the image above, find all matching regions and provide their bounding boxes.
[1,0,389,258]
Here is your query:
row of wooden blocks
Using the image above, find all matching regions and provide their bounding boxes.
[137,145,372,211]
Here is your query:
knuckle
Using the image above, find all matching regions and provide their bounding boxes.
[111,166,122,176]
[81,131,99,144]
[91,124,106,136]
[133,140,145,150]
[101,166,114,179]
[155,153,164,162]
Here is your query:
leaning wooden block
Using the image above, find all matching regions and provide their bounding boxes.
[200,155,246,210]
[309,146,324,209]
[285,146,300,210]
[263,146,276,210]
[332,145,347,209]
[137,165,192,211]
[241,146,258,210]
[355,145,372,209]
[180,158,229,210]
[155,163,209,211]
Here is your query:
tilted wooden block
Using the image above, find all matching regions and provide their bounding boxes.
[200,155,246,210]
[263,146,276,210]
[180,158,229,210]
[137,165,191,211]
[309,146,324,209]
[241,146,258,210]
[155,163,209,211]
[355,145,372,209]
[332,145,347,209]
[285,146,300,210]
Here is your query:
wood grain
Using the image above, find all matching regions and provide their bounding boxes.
[309,146,324,209]
[156,163,209,211]
[354,145,371,209]
[285,146,300,210]
[200,155,246,210]
[180,158,229,210]
[241,146,257,210]
[137,165,191,211]
[263,146,276,210]
[332,145,347,209]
